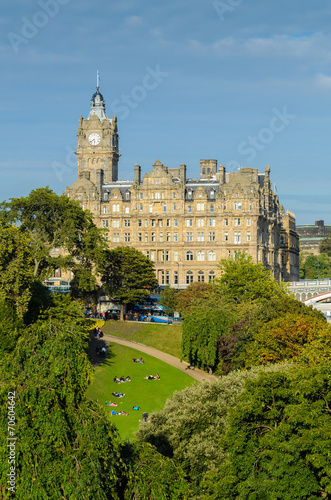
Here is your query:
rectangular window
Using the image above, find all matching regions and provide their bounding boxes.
[174,271,178,284]
[124,219,130,227]
[173,192,176,199]
[234,232,241,244]
[102,220,108,228]
[197,203,205,211]
[165,251,170,261]
[187,205,192,213]
[125,207,130,214]
[159,219,163,227]
[224,232,228,241]
[139,203,143,211]
[174,219,178,227]
[166,270,170,284]
[155,192,160,200]
[197,219,205,227]
[197,231,204,242]
[209,218,215,227]
[234,218,241,227]
[151,219,156,227]
[163,204,167,213]
[103,206,107,214]
[138,219,142,227]
[174,250,178,262]
[113,233,119,243]
[174,232,178,242]
[186,274,194,284]
[247,231,251,242]
[210,205,215,212]
[224,218,228,226]
[151,232,156,242]
[186,219,193,227]
[138,233,142,242]
[209,231,215,242]
[150,251,155,261]
[186,232,193,242]
[167,219,171,227]
[145,233,148,242]
[173,203,176,211]
[140,193,143,200]
[247,218,251,226]
[144,219,148,227]
[160,232,163,242]
[124,233,131,242]
[167,232,171,242]
[112,219,119,228]
[149,204,153,214]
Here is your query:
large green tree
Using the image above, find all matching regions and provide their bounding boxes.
[0,224,34,317]
[0,187,105,294]
[159,286,178,323]
[0,314,123,499]
[137,363,293,499]
[206,365,331,499]
[99,246,158,321]
[214,252,287,303]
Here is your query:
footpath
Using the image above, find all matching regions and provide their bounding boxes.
[101,334,217,383]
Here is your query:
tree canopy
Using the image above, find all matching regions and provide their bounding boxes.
[0,187,105,294]
[99,246,158,320]
[159,286,178,323]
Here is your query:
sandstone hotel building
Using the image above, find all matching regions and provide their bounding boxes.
[65,85,300,287]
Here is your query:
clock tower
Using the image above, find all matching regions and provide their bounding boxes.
[76,85,120,187]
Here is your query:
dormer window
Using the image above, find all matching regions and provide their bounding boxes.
[210,190,215,199]
[125,191,130,200]
[188,190,192,200]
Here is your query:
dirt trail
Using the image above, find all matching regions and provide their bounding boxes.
[101,334,217,383]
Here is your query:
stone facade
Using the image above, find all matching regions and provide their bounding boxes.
[65,86,300,286]
[296,220,331,256]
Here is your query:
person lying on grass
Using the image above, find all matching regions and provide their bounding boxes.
[106,402,118,406]
[145,374,160,380]
[112,392,125,398]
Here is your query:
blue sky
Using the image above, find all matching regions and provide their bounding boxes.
[1,0,331,224]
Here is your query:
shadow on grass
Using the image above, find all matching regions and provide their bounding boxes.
[89,334,116,368]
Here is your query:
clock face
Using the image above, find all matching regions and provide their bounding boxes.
[88,133,101,146]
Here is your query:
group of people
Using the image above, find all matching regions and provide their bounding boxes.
[114,376,132,383]
[145,374,160,380]
[132,357,144,363]
[111,410,128,416]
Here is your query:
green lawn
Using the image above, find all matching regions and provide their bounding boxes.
[101,321,183,358]
[87,342,196,441]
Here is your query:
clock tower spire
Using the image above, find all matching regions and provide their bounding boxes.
[76,80,120,188]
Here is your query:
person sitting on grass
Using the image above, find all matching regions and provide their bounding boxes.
[132,405,140,411]
[145,374,155,380]
[126,376,132,382]
[120,376,126,382]
[155,373,160,380]
[111,410,117,415]
[132,358,137,362]
[114,376,121,383]
[118,411,128,415]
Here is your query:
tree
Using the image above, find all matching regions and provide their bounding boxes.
[214,252,287,303]
[176,282,217,317]
[159,286,178,323]
[300,254,331,280]
[0,187,105,293]
[0,224,34,317]
[137,362,293,499]
[123,442,190,499]
[99,246,158,321]
[181,295,235,372]
[319,233,331,257]
[245,312,329,367]
[206,365,331,499]
[0,315,123,499]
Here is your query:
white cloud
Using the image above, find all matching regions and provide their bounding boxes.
[315,73,331,89]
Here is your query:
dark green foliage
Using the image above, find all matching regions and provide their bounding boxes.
[206,365,331,499]
[159,286,178,322]
[300,253,331,279]
[99,246,158,320]
[182,296,234,371]
[0,187,105,295]
[0,300,23,356]
[123,442,190,499]
[319,234,331,257]
[0,318,123,499]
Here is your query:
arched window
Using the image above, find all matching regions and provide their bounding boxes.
[210,190,215,199]
[186,251,193,261]
[208,271,215,282]
[208,251,216,261]
[197,271,204,282]
[197,251,205,261]
[188,190,193,200]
